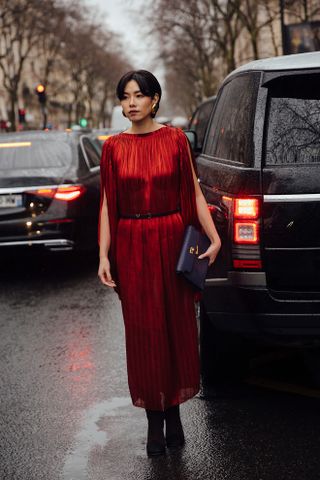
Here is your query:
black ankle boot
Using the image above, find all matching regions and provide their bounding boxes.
[164,405,185,448]
[146,409,166,457]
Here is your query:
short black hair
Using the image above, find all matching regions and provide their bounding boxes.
[116,70,162,117]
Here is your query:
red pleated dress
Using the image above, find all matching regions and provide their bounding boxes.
[99,125,200,411]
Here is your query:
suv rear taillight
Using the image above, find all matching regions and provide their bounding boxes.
[234,222,259,244]
[232,197,262,269]
[27,185,86,202]
[234,198,259,218]
[234,198,259,244]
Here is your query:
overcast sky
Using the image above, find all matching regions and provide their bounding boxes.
[84,0,172,115]
[84,0,161,74]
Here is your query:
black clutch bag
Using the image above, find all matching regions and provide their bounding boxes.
[176,225,211,291]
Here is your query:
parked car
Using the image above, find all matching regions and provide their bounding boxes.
[156,116,172,126]
[170,116,189,129]
[185,52,320,386]
[0,130,102,253]
[188,96,216,156]
[93,128,122,145]
[110,105,131,130]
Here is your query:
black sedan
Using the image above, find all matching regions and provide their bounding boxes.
[0,130,102,253]
[93,128,122,145]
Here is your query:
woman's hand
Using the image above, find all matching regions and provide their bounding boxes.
[98,256,117,287]
[198,240,221,266]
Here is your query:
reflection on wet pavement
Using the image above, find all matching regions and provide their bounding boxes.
[1,254,320,480]
[63,397,131,480]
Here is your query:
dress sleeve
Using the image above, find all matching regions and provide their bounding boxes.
[99,139,119,292]
[178,131,201,229]
[178,131,203,302]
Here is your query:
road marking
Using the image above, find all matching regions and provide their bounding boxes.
[245,375,320,399]
[62,397,131,480]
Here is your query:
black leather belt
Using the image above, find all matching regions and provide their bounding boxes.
[120,209,180,219]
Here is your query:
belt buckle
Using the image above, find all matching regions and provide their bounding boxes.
[134,213,140,219]
[146,212,152,219]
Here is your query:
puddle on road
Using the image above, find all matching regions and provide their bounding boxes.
[62,397,131,480]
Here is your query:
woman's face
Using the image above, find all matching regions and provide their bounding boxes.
[120,80,159,122]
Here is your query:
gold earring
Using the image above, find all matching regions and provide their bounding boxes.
[151,103,157,115]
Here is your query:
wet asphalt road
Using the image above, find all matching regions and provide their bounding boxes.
[1,253,320,480]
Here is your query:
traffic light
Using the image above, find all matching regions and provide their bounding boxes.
[79,118,88,128]
[35,84,46,104]
[18,108,26,123]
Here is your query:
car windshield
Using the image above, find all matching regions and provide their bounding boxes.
[265,73,320,165]
[0,138,72,174]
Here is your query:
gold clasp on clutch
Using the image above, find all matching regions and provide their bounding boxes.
[189,245,199,255]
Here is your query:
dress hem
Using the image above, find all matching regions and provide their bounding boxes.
[131,386,200,411]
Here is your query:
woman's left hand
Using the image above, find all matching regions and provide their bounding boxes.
[198,241,221,266]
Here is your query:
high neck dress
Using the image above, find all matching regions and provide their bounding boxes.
[99,125,200,411]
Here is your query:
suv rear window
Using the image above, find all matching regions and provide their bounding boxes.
[265,74,320,165]
[204,73,260,166]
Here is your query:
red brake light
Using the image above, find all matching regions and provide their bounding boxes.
[54,186,86,201]
[36,188,55,197]
[234,198,259,219]
[234,221,259,244]
[208,204,217,214]
[233,259,262,269]
[31,185,86,201]
[233,196,261,268]
[233,197,260,245]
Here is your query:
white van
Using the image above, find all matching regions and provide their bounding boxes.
[110,106,131,130]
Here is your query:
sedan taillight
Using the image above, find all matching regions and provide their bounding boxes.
[29,185,86,202]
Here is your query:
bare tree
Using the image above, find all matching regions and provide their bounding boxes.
[208,0,243,73]
[264,0,281,56]
[0,0,47,130]
[147,0,285,114]
[58,20,100,126]
[0,0,132,129]
[148,0,225,114]
[56,16,132,128]
[94,49,132,128]
[230,0,280,60]
[284,0,320,22]
[33,1,81,90]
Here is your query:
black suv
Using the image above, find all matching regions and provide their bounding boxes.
[186,52,320,384]
[188,96,216,156]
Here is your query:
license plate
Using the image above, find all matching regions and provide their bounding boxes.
[0,194,23,208]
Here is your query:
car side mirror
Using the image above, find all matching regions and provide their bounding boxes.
[184,130,199,152]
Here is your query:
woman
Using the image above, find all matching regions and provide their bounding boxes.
[98,70,221,457]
